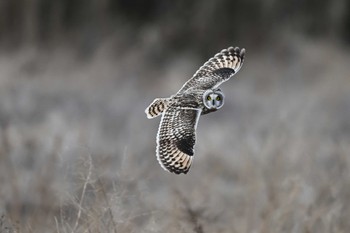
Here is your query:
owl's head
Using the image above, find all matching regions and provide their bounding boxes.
[203,89,224,110]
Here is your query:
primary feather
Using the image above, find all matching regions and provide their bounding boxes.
[177,47,245,93]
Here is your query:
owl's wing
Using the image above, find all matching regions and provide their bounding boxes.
[178,47,245,93]
[156,105,202,174]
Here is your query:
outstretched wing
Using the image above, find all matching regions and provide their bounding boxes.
[178,47,245,93]
[156,105,202,174]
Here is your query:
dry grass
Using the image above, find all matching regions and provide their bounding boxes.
[0,36,349,232]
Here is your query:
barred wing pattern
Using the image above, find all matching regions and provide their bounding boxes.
[178,47,245,93]
[156,106,202,174]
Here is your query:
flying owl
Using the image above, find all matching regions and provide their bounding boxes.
[145,46,245,174]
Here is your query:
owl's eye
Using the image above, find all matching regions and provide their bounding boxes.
[207,95,212,101]
[216,96,221,101]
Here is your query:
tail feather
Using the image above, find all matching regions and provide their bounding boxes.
[145,98,169,119]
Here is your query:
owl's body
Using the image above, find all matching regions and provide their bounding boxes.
[145,47,245,174]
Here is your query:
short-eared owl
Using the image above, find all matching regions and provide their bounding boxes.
[145,47,245,174]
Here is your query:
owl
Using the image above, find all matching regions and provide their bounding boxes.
[145,47,245,174]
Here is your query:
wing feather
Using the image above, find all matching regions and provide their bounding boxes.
[178,46,245,93]
[156,106,201,174]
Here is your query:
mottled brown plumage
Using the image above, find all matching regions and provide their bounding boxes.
[145,46,245,174]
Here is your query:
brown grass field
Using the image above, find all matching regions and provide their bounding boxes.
[0,36,349,232]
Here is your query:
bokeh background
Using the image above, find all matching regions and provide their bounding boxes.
[0,1,350,232]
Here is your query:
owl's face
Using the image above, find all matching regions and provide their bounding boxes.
[203,89,224,110]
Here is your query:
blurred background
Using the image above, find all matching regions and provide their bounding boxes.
[0,0,349,232]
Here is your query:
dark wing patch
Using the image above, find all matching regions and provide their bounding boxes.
[212,67,236,80]
[176,137,195,156]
